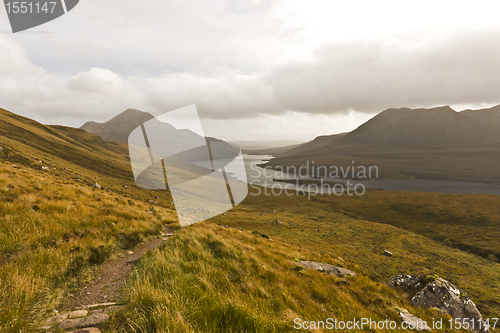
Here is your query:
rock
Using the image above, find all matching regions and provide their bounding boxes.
[399,310,431,331]
[93,183,101,189]
[103,305,125,314]
[388,274,425,291]
[67,328,102,333]
[260,233,269,239]
[41,166,50,171]
[45,314,68,325]
[67,309,88,319]
[276,219,282,224]
[336,280,350,286]
[296,261,356,277]
[58,313,109,330]
[123,185,128,189]
[89,309,104,315]
[77,302,119,310]
[0,146,3,153]
[388,275,489,333]
[383,250,393,257]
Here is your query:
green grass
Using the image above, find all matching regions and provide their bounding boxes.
[1,106,499,332]
[205,188,500,319]
[105,223,458,333]
[0,162,174,332]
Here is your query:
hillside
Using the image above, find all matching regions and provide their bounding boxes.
[2,107,500,332]
[264,105,500,184]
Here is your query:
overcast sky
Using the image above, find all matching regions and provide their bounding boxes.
[1,0,500,142]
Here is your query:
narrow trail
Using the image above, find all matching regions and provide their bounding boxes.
[44,225,175,332]
[66,225,175,310]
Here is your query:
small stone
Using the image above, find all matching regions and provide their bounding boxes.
[67,328,102,333]
[45,314,68,325]
[128,251,134,255]
[123,185,128,189]
[0,146,3,153]
[67,310,88,319]
[383,250,393,257]
[77,302,119,310]
[42,166,50,171]
[336,280,351,286]
[93,183,101,189]
[296,261,356,277]
[58,313,109,330]
[399,311,431,331]
[276,219,282,224]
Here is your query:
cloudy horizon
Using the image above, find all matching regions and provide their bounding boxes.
[1,0,500,142]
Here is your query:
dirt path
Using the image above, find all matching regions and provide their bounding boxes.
[63,225,175,311]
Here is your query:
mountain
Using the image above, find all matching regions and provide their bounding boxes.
[339,105,500,149]
[262,104,500,184]
[80,108,155,143]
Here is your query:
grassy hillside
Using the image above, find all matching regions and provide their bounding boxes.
[0,107,177,331]
[1,107,499,332]
[202,189,500,320]
[106,223,461,333]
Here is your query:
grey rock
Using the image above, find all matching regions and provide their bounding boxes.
[399,311,431,331]
[388,274,425,291]
[411,278,488,332]
[58,314,109,330]
[388,275,489,333]
[67,328,102,333]
[103,305,125,314]
[67,309,88,319]
[41,166,50,171]
[93,183,101,189]
[45,314,68,325]
[383,250,393,257]
[77,302,119,310]
[296,261,356,277]
[89,309,104,316]
[336,280,351,286]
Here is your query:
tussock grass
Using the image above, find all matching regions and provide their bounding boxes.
[107,223,455,333]
[0,163,173,332]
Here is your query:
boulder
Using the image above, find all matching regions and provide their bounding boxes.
[296,261,356,277]
[388,275,489,333]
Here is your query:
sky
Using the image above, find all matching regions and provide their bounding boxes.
[1,0,500,142]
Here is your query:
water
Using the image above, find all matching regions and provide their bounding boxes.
[242,154,500,195]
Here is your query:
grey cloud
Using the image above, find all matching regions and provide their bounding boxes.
[2,27,500,128]
[267,28,500,114]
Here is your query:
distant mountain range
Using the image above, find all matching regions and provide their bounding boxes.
[261,104,500,184]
